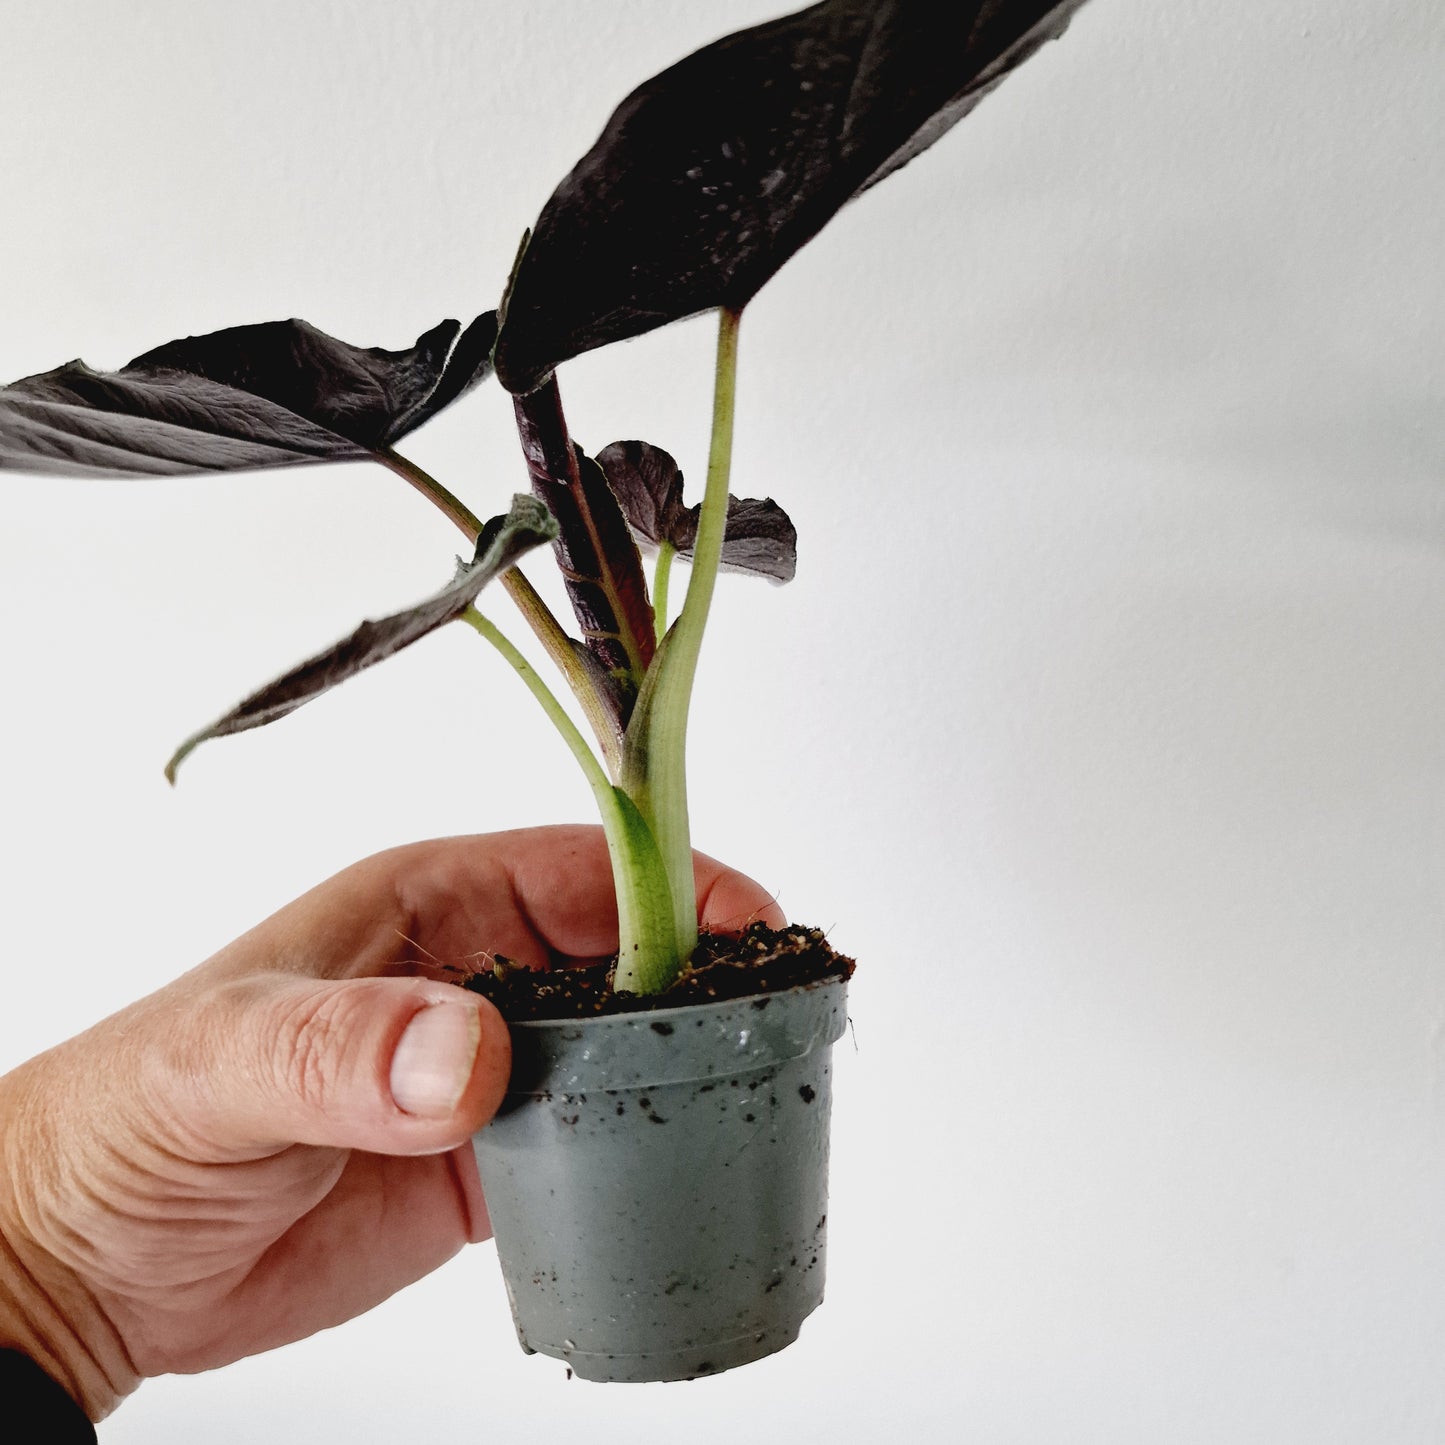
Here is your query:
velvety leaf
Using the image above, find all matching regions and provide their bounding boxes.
[595,440,691,548]
[0,313,497,478]
[597,439,797,583]
[512,377,656,707]
[707,495,798,583]
[165,493,556,780]
[493,0,1091,391]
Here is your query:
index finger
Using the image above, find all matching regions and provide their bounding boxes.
[193,825,786,986]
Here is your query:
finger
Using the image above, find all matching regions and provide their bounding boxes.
[402,828,787,958]
[695,849,787,933]
[402,825,619,966]
[134,974,511,1159]
[191,826,618,986]
[192,826,788,990]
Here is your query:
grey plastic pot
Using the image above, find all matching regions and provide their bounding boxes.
[471,975,847,1382]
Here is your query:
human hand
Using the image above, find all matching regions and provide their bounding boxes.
[0,826,784,1421]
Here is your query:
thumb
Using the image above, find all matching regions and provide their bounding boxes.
[150,975,512,1159]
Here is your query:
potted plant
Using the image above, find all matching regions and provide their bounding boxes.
[0,0,1090,1383]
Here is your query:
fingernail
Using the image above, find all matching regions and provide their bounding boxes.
[390,1002,482,1118]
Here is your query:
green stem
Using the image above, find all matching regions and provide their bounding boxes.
[652,541,676,644]
[502,568,624,777]
[378,448,484,541]
[680,308,741,657]
[461,608,677,991]
[383,448,622,774]
[463,607,609,797]
[619,307,741,983]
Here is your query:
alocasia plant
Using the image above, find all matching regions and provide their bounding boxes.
[0,0,1090,995]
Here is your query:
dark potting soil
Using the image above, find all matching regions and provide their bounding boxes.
[460,921,854,1022]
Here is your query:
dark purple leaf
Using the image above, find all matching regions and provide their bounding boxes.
[512,378,656,710]
[597,439,797,584]
[165,493,556,781]
[706,496,798,583]
[493,0,1091,391]
[596,440,692,548]
[0,313,497,478]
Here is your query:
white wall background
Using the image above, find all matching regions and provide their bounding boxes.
[2,1,1443,1440]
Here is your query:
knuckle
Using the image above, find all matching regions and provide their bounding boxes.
[273,989,351,1111]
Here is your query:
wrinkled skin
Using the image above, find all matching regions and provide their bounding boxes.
[0,826,783,1421]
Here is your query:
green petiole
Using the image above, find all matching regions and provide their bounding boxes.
[652,541,676,644]
[616,306,741,985]
[461,606,678,994]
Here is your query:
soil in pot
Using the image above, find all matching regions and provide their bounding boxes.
[461,920,854,1020]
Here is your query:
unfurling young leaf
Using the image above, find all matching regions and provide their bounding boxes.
[164,493,557,781]
[511,377,657,718]
[597,440,796,584]
[0,313,497,477]
[493,0,1091,391]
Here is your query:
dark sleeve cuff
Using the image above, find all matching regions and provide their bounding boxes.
[0,1348,97,1442]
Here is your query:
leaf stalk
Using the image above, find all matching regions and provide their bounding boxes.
[652,541,676,643]
[462,607,677,991]
[383,448,621,773]
[617,306,741,985]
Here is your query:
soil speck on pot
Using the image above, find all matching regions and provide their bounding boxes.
[650,1020,675,1035]
[799,1084,816,1103]
[637,1095,669,1125]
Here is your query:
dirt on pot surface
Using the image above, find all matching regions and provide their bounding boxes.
[460,922,854,1022]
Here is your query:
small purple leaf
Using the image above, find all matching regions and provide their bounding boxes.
[595,439,691,548]
[597,440,797,584]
